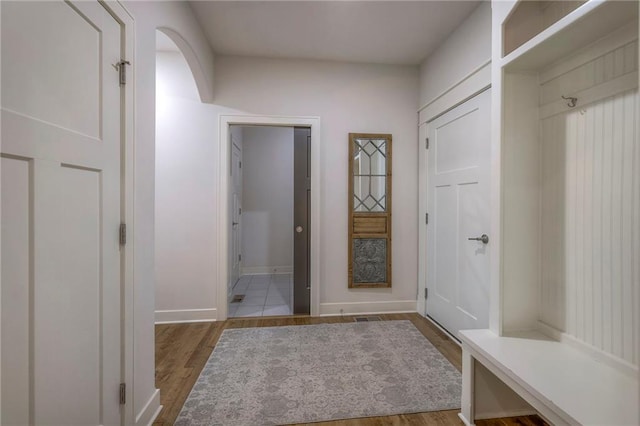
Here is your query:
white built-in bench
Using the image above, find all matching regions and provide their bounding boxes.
[459,329,639,426]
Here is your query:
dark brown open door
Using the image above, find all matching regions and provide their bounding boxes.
[293,127,311,314]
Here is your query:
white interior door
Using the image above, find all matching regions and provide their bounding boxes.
[426,89,491,338]
[230,141,243,291]
[1,1,123,424]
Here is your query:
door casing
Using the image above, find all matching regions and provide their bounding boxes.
[218,115,321,320]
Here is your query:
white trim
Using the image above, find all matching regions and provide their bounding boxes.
[458,413,474,426]
[319,300,416,316]
[155,308,217,324]
[100,2,136,425]
[536,320,639,377]
[134,389,162,426]
[418,60,491,124]
[475,409,537,420]
[218,115,321,320]
[240,265,293,275]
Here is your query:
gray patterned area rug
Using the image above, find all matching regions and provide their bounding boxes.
[176,321,461,426]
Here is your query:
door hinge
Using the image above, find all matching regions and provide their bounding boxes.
[425,213,429,225]
[425,138,430,149]
[424,288,428,299]
[239,161,242,169]
[238,254,242,262]
[115,60,131,86]
[239,207,242,215]
[119,224,127,245]
[119,383,126,405]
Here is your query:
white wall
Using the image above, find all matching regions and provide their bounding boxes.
[155,54,419,317]
[215,56,419,313]
[241,126,294,274]
[155,50,220,323]
[418,2,491,107]
[120,1,215,423]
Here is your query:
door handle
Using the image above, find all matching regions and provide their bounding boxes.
[468,234,489,244]
[296,226,303,233]
[232,222,239,226]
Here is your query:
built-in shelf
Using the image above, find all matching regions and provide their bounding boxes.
[502,0,638,72]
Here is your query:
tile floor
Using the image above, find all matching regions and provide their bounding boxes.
[228,273,293,317]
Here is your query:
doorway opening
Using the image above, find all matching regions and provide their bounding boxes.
[227,125,310,318]
[218,116,321,320]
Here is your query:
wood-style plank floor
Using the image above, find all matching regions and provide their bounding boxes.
[154,313,545,426]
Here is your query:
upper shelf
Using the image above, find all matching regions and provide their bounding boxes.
[502,0,638,72]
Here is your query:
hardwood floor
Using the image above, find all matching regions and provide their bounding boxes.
[154,313,545,426]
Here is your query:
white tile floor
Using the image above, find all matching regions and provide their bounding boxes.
[228,273,293,317]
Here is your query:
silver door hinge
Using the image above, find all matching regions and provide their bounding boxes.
[425,213,429,225]
[239,161,242,169]
[115,60,131,86]
[119,224,126,245]
[239,207,242,215]
[119,383,126,405]
[424,288,428,299]
[425,138,430,149]
[239,254,242,262]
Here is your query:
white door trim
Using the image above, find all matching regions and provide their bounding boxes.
[417,72,491,319]
[217,115,321,320]
[97,1,136,424]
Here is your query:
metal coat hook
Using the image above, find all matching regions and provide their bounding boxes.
[562,95,578,108]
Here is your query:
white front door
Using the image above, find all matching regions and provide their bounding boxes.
[426,89,491,338]
[230,141,243,292]
[1,1,123,424]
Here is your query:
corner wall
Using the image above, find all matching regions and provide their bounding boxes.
[120,1,215,423]
[418,2,491,108]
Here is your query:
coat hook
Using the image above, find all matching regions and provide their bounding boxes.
[562,95,578,108]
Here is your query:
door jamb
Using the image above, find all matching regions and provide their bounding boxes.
[218,115,321,320]
[417,62,491,319]
[99,1,135,424]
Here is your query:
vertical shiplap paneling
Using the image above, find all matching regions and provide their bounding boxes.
[583,103,594,344]
[601,94,614,355]
[611,93,624,359]
[592,100,604,349]
[621,91,636,363]
[540,89,639,365]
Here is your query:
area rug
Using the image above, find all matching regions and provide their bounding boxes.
[175,321,461,426]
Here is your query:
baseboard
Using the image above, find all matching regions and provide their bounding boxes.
[155,308,217,324]
[135,389,162,426]
[458,412,474,426]
[475,408,537,420]
[319,300,417,316]
[241,265,293,275]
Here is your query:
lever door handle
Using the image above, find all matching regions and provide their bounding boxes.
[232,222,239,226]
[468,234,489,244]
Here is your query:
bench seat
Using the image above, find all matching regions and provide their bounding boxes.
[459,329,639,425]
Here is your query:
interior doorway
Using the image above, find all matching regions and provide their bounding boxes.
[227,125,311,317]
[218,116,321,320]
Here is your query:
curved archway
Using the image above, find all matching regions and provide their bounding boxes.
[157,27,213,103]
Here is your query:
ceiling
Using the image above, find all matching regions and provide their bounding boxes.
[189,1,481,66]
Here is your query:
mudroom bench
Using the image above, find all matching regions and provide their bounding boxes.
[459,329,639,425]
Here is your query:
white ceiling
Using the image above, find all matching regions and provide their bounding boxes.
[189,1,481,66]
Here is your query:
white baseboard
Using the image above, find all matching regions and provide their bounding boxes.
[458,412,474,426]
[155,308,217,324]
[135,389,162,426]
[241,265,293,275]
[475,408,537,420]
[319,300,417,316]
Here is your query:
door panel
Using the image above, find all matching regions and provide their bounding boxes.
[293,127,311,314]
[1,1,123,424]
[230,142,242,290]
[426,89,491,338]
